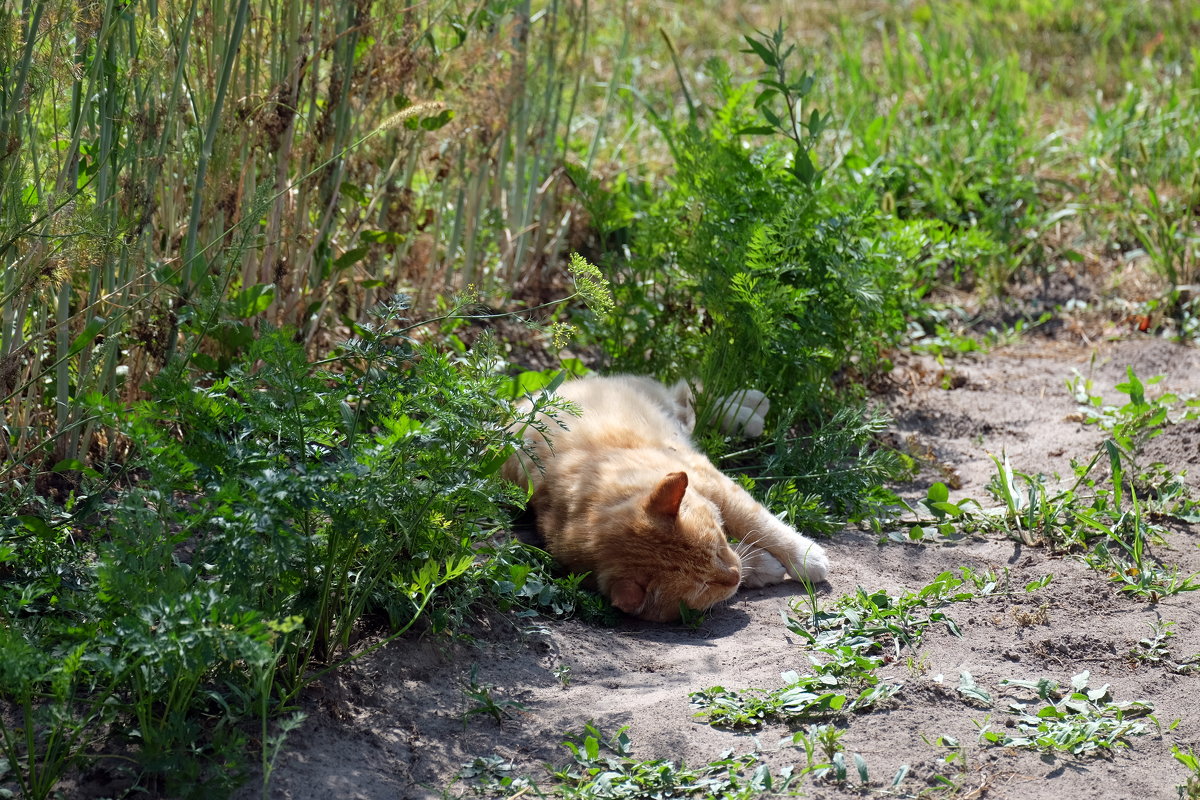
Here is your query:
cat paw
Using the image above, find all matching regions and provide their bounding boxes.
[772,537,830,587]
[715,389,769,438]
[739,548,788,588]
[778,538,829,584]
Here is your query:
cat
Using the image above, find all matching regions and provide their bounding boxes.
[503,374,830,622]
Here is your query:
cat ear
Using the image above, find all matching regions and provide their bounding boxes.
[646,471,688,518]
[609,578,646,614]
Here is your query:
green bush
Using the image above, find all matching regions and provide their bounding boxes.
[587,30,926,417]
[577,27,937,527]
[0,297,574,795]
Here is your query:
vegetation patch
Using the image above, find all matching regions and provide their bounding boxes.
[3,0,1200,796]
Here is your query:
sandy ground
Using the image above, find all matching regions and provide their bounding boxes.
[241,335,1200,800]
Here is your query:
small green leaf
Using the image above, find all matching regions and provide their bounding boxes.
[742,35,777,67]
[1024,574,1054,592]
[793,150,816,184]
[854,752,869,783]
[334,246,370,270]
[228,282,276,317]
[930,501,964,517]
[418,108,455,131]
[68,317,106,358]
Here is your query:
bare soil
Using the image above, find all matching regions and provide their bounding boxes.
[245,334,1200,800]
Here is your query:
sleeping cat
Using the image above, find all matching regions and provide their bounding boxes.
[503,374,830,622]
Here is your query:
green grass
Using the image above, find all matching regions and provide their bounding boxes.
[0,0,586,477]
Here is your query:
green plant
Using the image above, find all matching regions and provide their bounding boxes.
[690,570,981,730]
[0,0,591,501]
[909,309,1053,358]
[474,538,615,626]
[572,25,927,535]
[1132,621,1200,674]
[790,723,845,776]
[1175,744,1200,800]
[689,662,860,729]
[788,571,974,657]
[922,734,976,796]
[890,369,1199,599]
[0,637,110,800]
[460,723,794,798]
[956,671,994,708]
[0,294,586,792]
[1085,484,1200,599]
[978,671,1155,756]
[1068,366,1200,497]
[462,665,529,726]
[553,664,572,688]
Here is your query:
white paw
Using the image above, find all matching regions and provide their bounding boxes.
[715,390,769,438]
[739,548,788,588]
[777,537,829,584]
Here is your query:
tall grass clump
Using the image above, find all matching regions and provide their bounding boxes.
[0,0,591,494]
[1085,63,1200,299]
[820,1,1200,304]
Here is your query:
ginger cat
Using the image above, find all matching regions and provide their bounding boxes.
[503,375,830,622]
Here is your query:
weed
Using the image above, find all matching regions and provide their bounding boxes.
[476,540,616,626]
[956,671,994,708]
[553,665,572,688]
[910,310,1054,358]
[790,723,846,776]
[1134,621,1178,665]
[788,571,975,657]
[678,604,709,629]
[978,671,1155,756]
[462,665,529,726]
[1132,622,1200,675]
[892,368,1199,600]
[690,570,981,729]
[1068,367,1200,488]
[923,734,974,796]
[0,297,585,791]
[1175,745,1200,800]
[460,723,794,798]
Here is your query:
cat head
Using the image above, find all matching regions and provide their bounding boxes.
[594,471,742,622]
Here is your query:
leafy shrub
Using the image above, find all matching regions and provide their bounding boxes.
[577,27,935,527]
[0,297,571,795]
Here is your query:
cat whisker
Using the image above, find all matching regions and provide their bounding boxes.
[730,540,753,557]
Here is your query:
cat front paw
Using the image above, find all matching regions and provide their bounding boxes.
[778,538,829,584]
[739,548,788,588]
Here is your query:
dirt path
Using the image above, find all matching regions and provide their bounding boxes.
[245,335,1200,800]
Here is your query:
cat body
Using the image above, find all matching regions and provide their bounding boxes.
[503,375,829,622]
